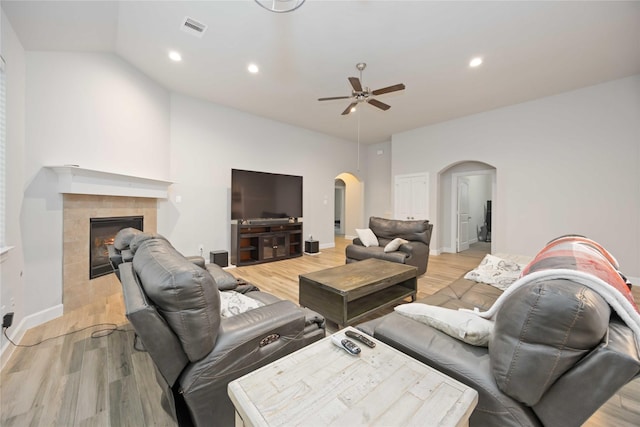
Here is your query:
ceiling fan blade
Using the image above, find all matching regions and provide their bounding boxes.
[371,83,406,96]
[341,103,358,116]
[368,99,391,111]
[318,96,351,101]
[348,77,363,92]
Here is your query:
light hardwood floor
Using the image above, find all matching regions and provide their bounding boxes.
[1,238,638,426]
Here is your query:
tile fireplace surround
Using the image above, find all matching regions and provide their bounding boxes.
[62,194,157,312]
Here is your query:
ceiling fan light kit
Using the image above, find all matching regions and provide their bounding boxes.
[255,0,306,13]
[318,63,406,115]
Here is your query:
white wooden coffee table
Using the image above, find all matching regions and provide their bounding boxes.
[228,327,478,427]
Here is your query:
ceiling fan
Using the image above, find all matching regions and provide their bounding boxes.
[318,63,406,115]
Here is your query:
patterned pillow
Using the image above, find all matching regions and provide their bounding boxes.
[464,254,526,290]
[219,291,265,317]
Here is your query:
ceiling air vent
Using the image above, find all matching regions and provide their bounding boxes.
[181,17,207,38]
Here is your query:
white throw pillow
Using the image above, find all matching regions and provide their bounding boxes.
[384,237,409,253]
[394,303,493,347]
[464,254,526,290]
[219,291,264,318]
[356,228,379,247]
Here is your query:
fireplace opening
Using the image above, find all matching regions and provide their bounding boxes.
[89,216,143,279]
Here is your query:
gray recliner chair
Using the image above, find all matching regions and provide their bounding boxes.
[108,228,206,279]
[346,216,433,275]
[118,232,325,427]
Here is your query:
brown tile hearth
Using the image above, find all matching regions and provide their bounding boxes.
[62,194,157,312]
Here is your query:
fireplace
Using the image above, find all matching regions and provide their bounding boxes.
[89,216,143,279]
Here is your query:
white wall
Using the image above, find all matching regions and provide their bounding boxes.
[393,75,640,277]
[364,141,393,219]
[22,52,170,318]
[158,94,360,257]
[1,10,26,362]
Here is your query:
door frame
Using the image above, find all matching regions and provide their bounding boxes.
[456,177,470,252]
[450,169,496,253]
[334,184,345,235]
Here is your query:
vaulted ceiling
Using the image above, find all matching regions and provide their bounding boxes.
[4,1,640,144]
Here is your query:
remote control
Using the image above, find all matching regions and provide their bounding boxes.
[331,335,361,355]
[345,330,376,348]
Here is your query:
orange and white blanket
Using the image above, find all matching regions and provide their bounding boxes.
[463,236,640,351]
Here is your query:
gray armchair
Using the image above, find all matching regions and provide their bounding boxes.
[118,233,325,426]
[345,216,433,275]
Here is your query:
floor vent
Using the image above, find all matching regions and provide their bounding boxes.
[181,17,207,37]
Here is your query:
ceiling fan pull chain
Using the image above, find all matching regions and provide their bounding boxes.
[357,107,361,171]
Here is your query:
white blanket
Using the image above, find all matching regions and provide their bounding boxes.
[461,269,640,353]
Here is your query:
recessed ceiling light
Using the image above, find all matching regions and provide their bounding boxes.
[169,51,182,62]
[350,106,357,113]
[248,63,259,74]
[469,57,483,68]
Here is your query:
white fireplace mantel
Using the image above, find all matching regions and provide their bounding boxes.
[47,166,173,198]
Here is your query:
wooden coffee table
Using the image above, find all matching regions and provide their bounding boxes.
[228,327,478,427]
[298,258,417,327]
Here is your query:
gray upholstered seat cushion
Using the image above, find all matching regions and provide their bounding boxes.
[345,244,408,264]
[133,237,221,362]
[489,279,610,406]
[206,263,239,290]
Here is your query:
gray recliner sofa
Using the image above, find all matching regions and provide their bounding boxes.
[359,238,640,426]
[117,232,325,426]
[345,216,433,275]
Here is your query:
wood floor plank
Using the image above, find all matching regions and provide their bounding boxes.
[130,350,176,426]
[1,237,638,426]
[75,347,108,423]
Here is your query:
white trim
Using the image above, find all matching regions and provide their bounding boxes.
[320,242,335,250]
[1,304,64,371]
[0,245,14,263]
[450,169,496,254]
[46,166,172,199]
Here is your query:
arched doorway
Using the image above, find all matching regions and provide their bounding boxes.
[437,161,496,254]
[335,172,363,240]
[334,178,345,235]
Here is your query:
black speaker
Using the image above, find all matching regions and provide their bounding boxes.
[210,250,228,268]
[305,240,319,254]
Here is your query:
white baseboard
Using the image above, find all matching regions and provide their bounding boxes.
[1,304,63,371]
[439,247,455,254]
[320,242,335,250]
[343,235,356,241]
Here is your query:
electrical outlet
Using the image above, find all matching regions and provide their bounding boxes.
[198,244,204,256]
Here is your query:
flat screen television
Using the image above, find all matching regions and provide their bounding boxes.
[231,169,303,220]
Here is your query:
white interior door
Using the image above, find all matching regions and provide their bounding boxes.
[457,177,470,252]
